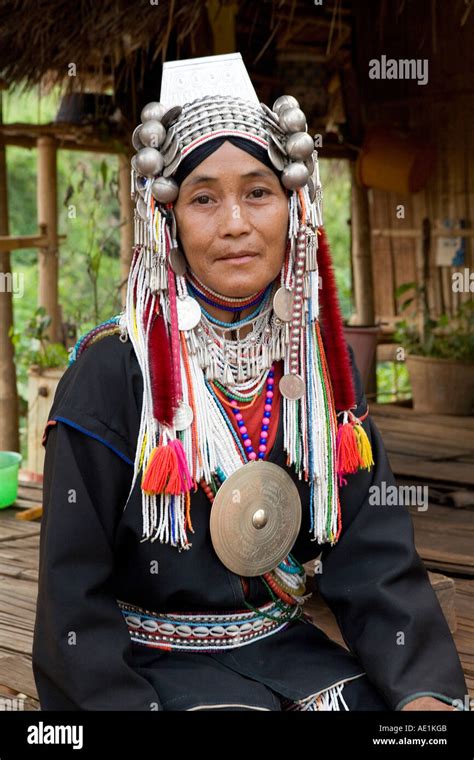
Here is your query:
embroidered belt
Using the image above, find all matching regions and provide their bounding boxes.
[117,598,304,652]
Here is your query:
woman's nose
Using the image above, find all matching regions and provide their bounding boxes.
[218,200,252,236]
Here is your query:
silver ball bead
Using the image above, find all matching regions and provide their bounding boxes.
[281,161,309,190]
[139,120,166,149]
[295,285,304,294]
[279,108,307,133]
[286,132,314,160]
[134,147,164,177]
[151,176,179,204]
[141,102,167,123]
[273,95,299,115]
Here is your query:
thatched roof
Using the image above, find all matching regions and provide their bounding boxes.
[0,0,353,94]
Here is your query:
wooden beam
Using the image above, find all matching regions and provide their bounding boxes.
[37,137,60,343]
[0,122,126,155]
[0,233,66,253]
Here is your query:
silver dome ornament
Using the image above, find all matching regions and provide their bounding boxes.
[272,95,299,116]
[286,132,314,160]
[134,147,164,177]
[141,102,167,123]
[139,120,166,149]
[281,161,310,190]
[151,176,179,204]
[279,107,307,134]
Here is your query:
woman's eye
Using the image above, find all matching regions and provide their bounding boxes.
[250,188,270,198]
[192,195,212,204]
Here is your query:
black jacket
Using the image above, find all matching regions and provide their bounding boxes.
[32,333,467,710]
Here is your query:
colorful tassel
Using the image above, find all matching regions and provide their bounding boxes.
[336,412,374,486]
[141,436,194,497]
[353,423,374,469]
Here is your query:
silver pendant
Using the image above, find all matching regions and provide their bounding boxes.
[280,373,305,400]
[273,287,294,321]
[173,402,194,431]
[210,461,302,576]
[176,296,202,331]
[268,140,285,171]
[169,246,187,275]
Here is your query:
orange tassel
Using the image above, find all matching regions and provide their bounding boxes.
[336,421,361,476]
[141,444,181,495]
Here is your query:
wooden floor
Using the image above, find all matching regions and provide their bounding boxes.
[1,400,473,711]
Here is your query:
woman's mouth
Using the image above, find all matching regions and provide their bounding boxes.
[218,251,259,265]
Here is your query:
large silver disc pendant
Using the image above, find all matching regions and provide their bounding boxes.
[169,246,187,276]
[210,461,302,576]
[273,287,294,321]
[173,402,194,431]
[176,296,202,331]
[280,373,305,400]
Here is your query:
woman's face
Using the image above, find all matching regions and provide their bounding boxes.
[173,141,289,298]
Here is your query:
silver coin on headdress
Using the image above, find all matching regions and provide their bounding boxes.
[280,373,305,400]
[273,287,294,321]
[173,401,194,431]
[176,296,202,331]
[169,246,188,276]
[161,105,183,129]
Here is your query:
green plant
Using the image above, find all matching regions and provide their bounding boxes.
[394,282,474,361]
[9,306,69,369]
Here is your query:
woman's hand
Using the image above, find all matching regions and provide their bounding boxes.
[401,697,457,711]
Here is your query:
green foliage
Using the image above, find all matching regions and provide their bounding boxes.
[7,84,123,418]
[394,282,474,361]
[9,306,69,369]
[319,160,352,319]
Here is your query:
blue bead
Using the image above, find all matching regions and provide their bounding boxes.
[262,425,269,431]
[259,438,266,445]
[264,411,271,418]
[237,420,244,427]
[242,433,249,440]
[258,452,265,459]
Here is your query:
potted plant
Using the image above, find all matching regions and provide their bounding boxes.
[9,306,69,474]
[394,282,474,415]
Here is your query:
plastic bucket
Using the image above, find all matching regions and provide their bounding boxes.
[0,451,23,509]
[356,126,436,194]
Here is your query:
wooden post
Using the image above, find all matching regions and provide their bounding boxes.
[350,162,377,397]
[118,153,133,307]
[350,162,375,325]
[0,91,20,453]
[37,136,60,342]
